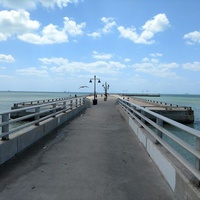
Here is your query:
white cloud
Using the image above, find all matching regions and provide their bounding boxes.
[118,13,170,44]
[64,17,86,36]
[0,0,37,9]
[18,24,68,44]
[39,57,69,65]
[0,54,15,62]
[0,0,81,9]
[87,17,116,39]
[41,0,80,8]
[183,62,200,71]
[92,51,112,60]
[0,74,12,78]
[87,32,101,39]
[39,57,126,75]
[18,17,85,44]
[0,9,40,41]
[101,17,116,34]
[132,57,179,78]
[124,58,131,62]
[149,53,163,57]
[118,26,138,42]
[183,31,200,45]
[16,67,49,77]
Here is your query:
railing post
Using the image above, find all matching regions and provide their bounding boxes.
[35,107,40,125]
[195,138,200,186]
[63,101,67,112]
[141,110,145,125]
[156,118,163,138]
[70,100,73,110]
[195,138,200,171]
[79,98,81,106]
[52,103,56,117]
[2,113,9,140]
[76,99,78,107]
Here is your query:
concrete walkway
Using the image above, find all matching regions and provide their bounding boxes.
[0,96,176,200]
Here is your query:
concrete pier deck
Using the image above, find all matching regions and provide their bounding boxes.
[126,96,194,123]
[0,96,176,200]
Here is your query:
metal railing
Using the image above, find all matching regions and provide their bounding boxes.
[12,97,70,109]
[129,97,192,110]
[0,97,86,141]
[117,97,200,181]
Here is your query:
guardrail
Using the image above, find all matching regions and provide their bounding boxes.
[0,97,85,141]
[12,97,69,108]
[117,97,200,181]
[129,97,192,110]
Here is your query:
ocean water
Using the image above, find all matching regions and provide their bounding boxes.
[0,91,89,113]
[140,94,200,131]
[0,91,90,137]
[140,94,200,165]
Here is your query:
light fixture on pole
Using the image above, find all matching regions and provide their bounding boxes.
[89,75,101,105]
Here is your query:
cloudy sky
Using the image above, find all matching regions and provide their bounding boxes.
[0,0,200,94]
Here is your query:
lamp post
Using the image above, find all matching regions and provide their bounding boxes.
[89,75,101,105]
[102,82,109,101]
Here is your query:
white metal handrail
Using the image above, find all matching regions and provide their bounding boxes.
[117,97,200,181]
[12,97,70,108]
[0,97,86,140]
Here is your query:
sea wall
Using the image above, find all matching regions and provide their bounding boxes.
[117,104,200,200]
[0,103,88,165]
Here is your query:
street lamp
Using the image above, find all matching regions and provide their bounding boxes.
[102,82,109,101]
[89,75,101,105]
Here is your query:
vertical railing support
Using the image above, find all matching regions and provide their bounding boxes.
[2,113,9,140]
[35,107,40,125]
[156,118,163,139]
[70,100,73,110]
[195,138,200,185]
[195,138,200,170]
[79,98,81,106]
[53,103,56,117]
[141,110,145,125]
[63,101,67,112]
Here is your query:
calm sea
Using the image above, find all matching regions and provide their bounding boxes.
[0,91,89,113]
[140,94,200,131]
[140,94,200,165]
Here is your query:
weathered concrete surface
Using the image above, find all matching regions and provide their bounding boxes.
[0,96,176,200]
[124,96,194,123]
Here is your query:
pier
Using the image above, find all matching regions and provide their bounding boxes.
[0,96,175,200]
[124,93,160,97]
[10,95,194,123]
[124,96,194,123]
[0,95,200,200]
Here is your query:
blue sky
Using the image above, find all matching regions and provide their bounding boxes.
[0,0,200,94]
